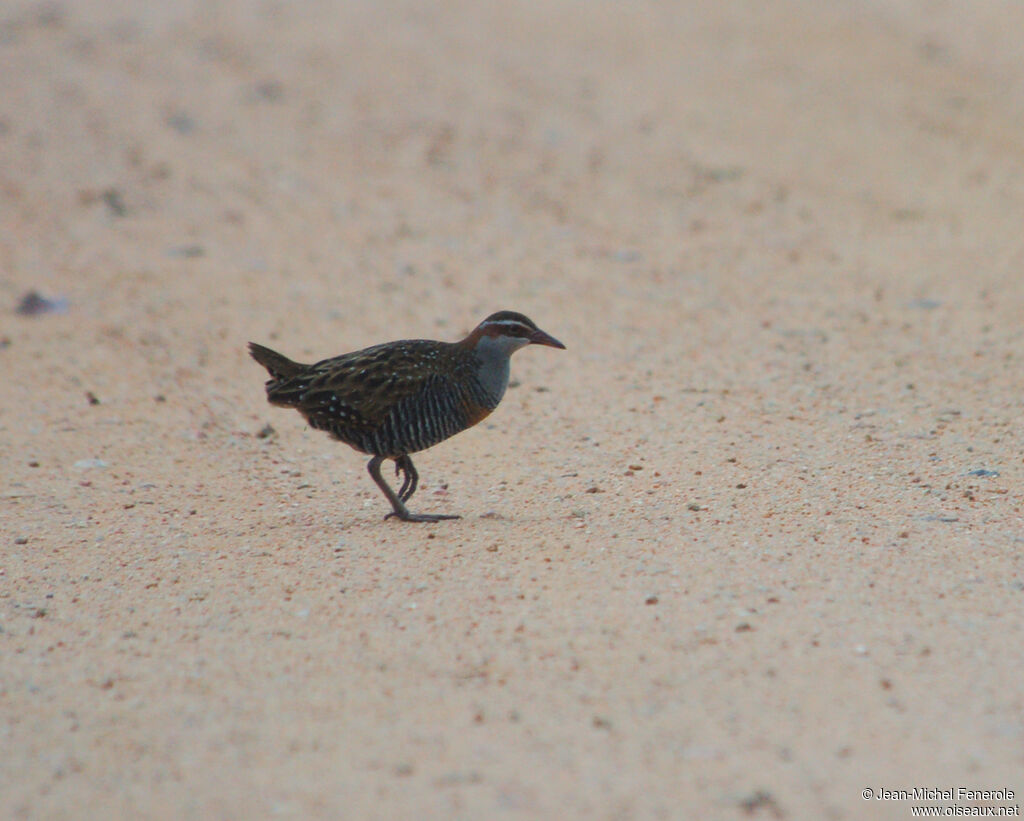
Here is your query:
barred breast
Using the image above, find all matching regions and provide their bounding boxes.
[357,373,497,457]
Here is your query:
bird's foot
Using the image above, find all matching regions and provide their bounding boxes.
[393,456,418,503]
[384,511,461,523]
[369,455,450,522]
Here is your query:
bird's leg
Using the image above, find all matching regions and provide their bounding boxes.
[367,455,459,523]
[393,455,419,502]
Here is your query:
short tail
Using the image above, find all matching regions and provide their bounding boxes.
[248,342,306,380]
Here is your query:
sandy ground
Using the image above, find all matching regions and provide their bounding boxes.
[3,1,1024,818]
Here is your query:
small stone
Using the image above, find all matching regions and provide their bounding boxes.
[165,111,196,134]
[16,291,67,316]
[738,790,782,817]
[101,188,127,217]
[14,536,28,545]
[73,458,108,470]
[645,595,659,605]
[166,244,205,258]
[254,80,284,101]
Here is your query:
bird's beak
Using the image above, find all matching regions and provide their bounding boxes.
[530,328,566,349]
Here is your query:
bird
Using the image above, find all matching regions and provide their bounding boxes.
[249,311,565,522]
